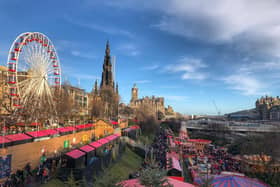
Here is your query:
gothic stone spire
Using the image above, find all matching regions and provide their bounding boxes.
[100,40,114,89]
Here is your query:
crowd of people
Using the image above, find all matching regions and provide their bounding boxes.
[128,127,169,179]
[184,143,242,177]
[148,128,168,169]
[2,154,60,187]
[204,145,241,174]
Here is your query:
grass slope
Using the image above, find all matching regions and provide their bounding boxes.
[94,147,143,186]
[41,147,142,187]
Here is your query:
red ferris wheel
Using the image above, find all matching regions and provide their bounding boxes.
[6,32,61,117]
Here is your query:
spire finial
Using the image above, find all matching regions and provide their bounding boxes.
[105,40,110,56]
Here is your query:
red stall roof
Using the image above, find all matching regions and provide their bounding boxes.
[79,145,95,153]
[188,139,212,144]
[111,121,118,125]
[65,149,85,159]
[105,134,120,141]
[57,126,76,133]
[97,138,109,145]
[15,122,41,127]
[25,129,58,138]
[169,176,184,182]
[5,133,32,142]
[75,123,93,130]
[130,125,140,129]
[89,141,102,148]
[123,125,140,132]
[0,136,12,144]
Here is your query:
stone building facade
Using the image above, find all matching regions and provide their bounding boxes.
[61,84,89,116]
[0,66,10,115]
[129,84,165,116]
[256,96,280,120]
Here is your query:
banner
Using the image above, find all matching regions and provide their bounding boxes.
[64,140,70,148]
[0,154,12,179]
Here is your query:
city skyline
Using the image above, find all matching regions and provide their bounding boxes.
[1,1,280,114]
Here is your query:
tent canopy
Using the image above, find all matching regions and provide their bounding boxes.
[188,139,212,144]
[211,175,269,187]
[65,149,85,159]
[194,174,270,187]
[89,141,102,148]
[0,136,11,144]
[111,121,118,125]
[105,134,120,141]
[57,126,76,133]
[25,129,58,138]
[75,123,93,130]
[79,145,95,153]
[4,133,32,142]
[97,138,109,145]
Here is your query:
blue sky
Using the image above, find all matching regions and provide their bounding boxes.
[1,0,280,115]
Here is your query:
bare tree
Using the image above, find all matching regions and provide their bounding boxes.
[55,85,75,124]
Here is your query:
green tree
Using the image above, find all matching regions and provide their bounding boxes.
[64,170,80,187]
[139,158,173,187]
[94,173,122,187]
[119,106,134,118]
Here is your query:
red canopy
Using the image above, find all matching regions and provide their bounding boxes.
[188,139,212,144]
[168,176,184,182]
[25,129,58,138]
[123,125,140,132]
[5,133,32,142]
[97,138,109,145]
[65,149,85,159]
[15,122,41,127]
[57,126,76,133]
[75,123,93,130]
[79,145,95,153]
[89,141,102,148]
[105,134,120,141]
[0,136,12,144]
[130,125,140,129]
[110,121,118,125]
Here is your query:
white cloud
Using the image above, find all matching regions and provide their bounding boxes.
[222,74,267,96]
[165,57,207,80]
[71,50,96,59]
[240,61,280,73]
[142,65,159,70]
[106,0,280,57]
[117,43,140,56]
[65,15,134,38]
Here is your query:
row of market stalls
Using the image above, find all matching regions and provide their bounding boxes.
[59,133,124,181]
[0,123,97,147]
[121,125,141,140]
